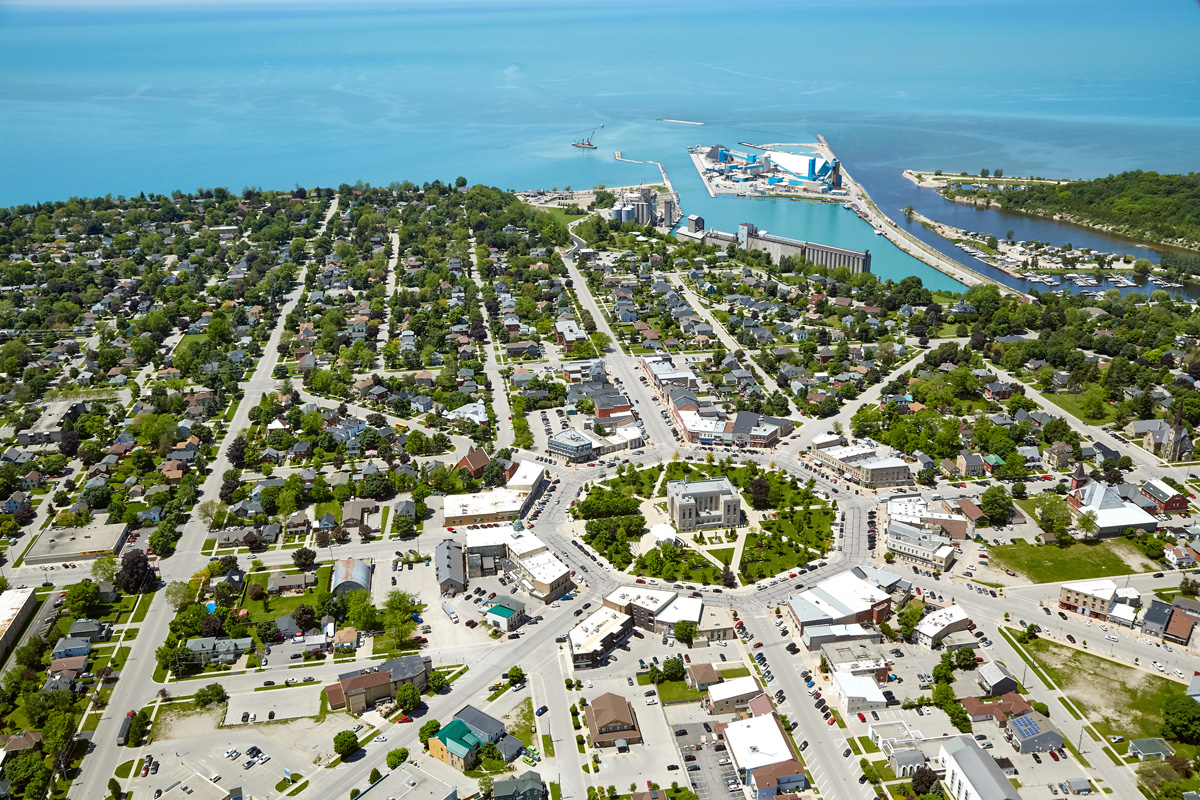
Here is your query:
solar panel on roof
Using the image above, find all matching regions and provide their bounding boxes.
[1012,715,1041,738]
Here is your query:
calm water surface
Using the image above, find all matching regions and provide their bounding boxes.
[2,0,1198,294]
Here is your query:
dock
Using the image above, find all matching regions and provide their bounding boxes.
[614,151,644,164]
[657,118,705,126]
[648,160,684,227]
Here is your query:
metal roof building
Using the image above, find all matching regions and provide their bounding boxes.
[331,557,372,596]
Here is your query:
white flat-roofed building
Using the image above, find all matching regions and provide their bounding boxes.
[568,607,633,669]
[666,476,741,531]
[640,355,697,391]
[705,675,762,716]
[0,589,37,663]
[465,526,548,560]
[698,604,736,642]
[915,604,971,648]
[940,736,1024,800]
[885,520,957,571]
[514,551,571,602]
[657,596,704,633]
[821,643,889,681]
[445,489,529,526]
[25,518,128,565]
[445,461,545,526]
[814,442,912,488]
[801,622,883,651]
[830,671,887,713]
[723,713,800,774]
[810,432,846,450]
[507,460,548,494]
[1059,578,1119,619]
[603,587,677,631]
[787,572,892,630]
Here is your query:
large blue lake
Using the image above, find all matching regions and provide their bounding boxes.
[2,0,1198,295]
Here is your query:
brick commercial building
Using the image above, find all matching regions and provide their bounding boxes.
[325,655,433,714]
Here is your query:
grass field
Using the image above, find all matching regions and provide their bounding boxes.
[538,206,590,226]
[634,674,703,703]
[1025,636,1193,758]
[605,465,663,498]
[242,565,331,623]
[989,540,1138,583]
[508,698,535,747]
[1040,388,1119,425]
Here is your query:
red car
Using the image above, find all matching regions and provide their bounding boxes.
[684,654,691,663]
[827,717,836,726]
[413,637,428,644]
[396,715,412,723]
[857,712,866,722]
[753,642,764,649]
[789,573,797,578]
[1049,750,1059,761]
[636,578,646,584]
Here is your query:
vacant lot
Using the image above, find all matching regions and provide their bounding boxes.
[1025,637,1191,757]
[989,539,1149,583]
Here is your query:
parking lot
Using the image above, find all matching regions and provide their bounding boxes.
[665,720,738,800]
[224,681,324,724]
[123,717,319,800]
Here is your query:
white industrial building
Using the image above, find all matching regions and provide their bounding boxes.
[830,671,887,713]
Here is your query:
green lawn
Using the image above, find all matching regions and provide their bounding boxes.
[720,667,750,679]
[989,540,1139,583]
[605,465,663,499]
[538,206,590,226]
[242,566,331,623]
[508,698,535,747]
[633,675,703,703]
[740,513,832,582]
[179,333,209,349]
[1040,388,1118,425]
[314,501,342,522]
[707,547,736,564]
[1025,636,1194,758]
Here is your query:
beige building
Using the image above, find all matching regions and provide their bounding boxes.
[704,675,762,716]
[667,477,742,531]
[814,443,911,488]
[585,692,642,747]
[697,605,736,643]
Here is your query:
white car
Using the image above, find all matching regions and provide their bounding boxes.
[1175,669,1186,678]
[1106,635,1119,642]
[1152,662,1165,672]
[375,736,387,742]
[586,680,593,689]
[646,698,658,706]
[258,755,270,764]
